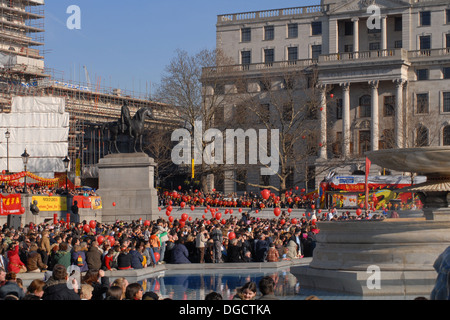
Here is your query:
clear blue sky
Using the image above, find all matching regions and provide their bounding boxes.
[44,0,318,96]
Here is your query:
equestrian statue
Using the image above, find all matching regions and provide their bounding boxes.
[102,103,154,153]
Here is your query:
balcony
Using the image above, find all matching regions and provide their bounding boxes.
[202,59,317,79]
[217,4,328,24]
[319,49,408,64]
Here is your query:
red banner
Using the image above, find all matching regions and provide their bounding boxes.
[73,195,92,209]
[0,194,22,216]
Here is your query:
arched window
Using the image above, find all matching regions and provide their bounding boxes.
[416,125,429,147]
[359,95,371,118]
[443,125,450,146]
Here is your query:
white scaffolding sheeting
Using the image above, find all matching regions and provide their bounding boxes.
[0,96,69,175]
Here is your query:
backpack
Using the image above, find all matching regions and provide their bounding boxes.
[76,254,84,267]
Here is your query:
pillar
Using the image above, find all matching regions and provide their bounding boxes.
[394,79,405,148]
[352,18,359,53]
[340,82,351,157]
[381,16,387,51]
[329,19,339,54]
[370,80,379,151]
[318,84,328,159]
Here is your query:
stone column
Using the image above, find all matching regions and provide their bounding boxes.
[318,84,328,159]
[370,80,380,151]
[394,79,405,148]
[340,82,351,157]
[381,16,387,51]
[352,18,359,53]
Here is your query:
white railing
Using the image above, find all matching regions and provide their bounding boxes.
[218,5,328,23]
[408,48,450,59]
[319,49,407,62]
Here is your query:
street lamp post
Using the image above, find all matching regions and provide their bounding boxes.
[5,130,10,173]
[21,149,29,193]
[63,156,70,193]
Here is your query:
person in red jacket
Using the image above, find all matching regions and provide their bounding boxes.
[7,242,26,274]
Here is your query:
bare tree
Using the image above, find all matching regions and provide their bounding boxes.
[155,48,235,191]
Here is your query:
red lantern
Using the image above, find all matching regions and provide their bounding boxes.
[97,236,104,245]
[166,210,171,217]
[279,219,286,225]
[228,232,236,240]
[112,202,116,207]
[330,93,334,98]
[190,205,195,211]
[108,236,115,246]
[180,202,186,208]
[221,219,226,225]
[261,189,270,200]
[83,224,91,233]
[20,207,25,214]
[168,216,174,223]
[167,205,173,212]
[154,252,160,263]
[356,208,362,216]
[287,208,292,213]
[144,220,151,226]
[311,204,315,210]
[291,218,298,224]
[179,220,185,228]
[188,216,193,221]
[215,212,222,220]
[202,215,206,219]
[274,207,281,217]
[89,220,96,229]
[181,213,188,221]
[238,208,243,213]
[178,185,181,190]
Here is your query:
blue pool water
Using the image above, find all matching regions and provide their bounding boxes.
[128,267,420,300]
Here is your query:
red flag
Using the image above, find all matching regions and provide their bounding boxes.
[365,157,371,211]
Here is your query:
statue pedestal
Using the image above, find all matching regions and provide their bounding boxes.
[97,153,159,224]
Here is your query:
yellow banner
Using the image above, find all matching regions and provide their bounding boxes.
[91,196,102,210]
[32,196,67,212]
[76,158,81,177]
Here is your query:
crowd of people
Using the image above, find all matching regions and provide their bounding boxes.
[0,205,318,300]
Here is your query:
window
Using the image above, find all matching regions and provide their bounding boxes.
[311,21,322,35]
[344,21,353,36]
[416,69,429,81]
[344,44,353,52]
[311,45,322,60]
[236,170,247,192]
[241,28,251,42]
[288,23,298,38]
[333,132,342,157]
[359,95,371,118]
[420,11,431,26]
[264,48,274,64]
[443,92,450,112]
[444,126,450,145]
[368,26,381,34]
[336,99,343,120]
[264,25,274,40]
[447,9,450,24]
[395,40,403,49]
[416,93,429,114]
[369,42,380,51]
[420,35,431,50]
[287,47,298,62]
[241,51,251,65]
[359,131,371,155]
[443,67,450,79]
[446,34,450,48]
[395,16,403,31]
[416,126,429,147]
[380,129,394,150]
[384,96,395,117]
[259,104,270,123]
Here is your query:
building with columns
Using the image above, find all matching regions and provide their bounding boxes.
[202,0,450,194]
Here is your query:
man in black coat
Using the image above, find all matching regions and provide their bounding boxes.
[42,264,80,300]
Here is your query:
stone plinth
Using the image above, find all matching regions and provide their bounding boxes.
[291,219,449,296]
[96,153,159,224]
